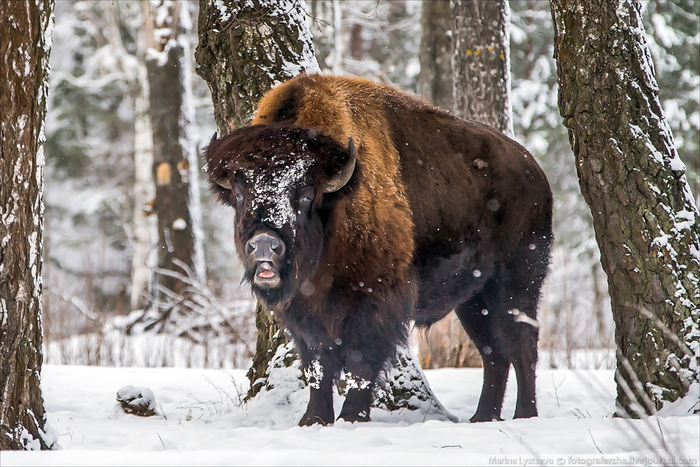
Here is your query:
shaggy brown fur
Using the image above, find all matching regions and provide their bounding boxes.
[206,74,553,426]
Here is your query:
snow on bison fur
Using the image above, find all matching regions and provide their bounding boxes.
[204,75,553,426]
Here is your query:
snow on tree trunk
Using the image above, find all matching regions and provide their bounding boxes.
[195,0,320,134]
[452,0,514,137]
[551,0,700,415]
[195,0,449,420]
[0,0,58,450]
[144,0,205,301]
[130,2,157,312]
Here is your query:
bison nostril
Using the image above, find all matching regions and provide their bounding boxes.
[271,240,285,256]
[245,239,257,255]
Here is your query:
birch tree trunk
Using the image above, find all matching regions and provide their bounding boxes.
[144,0,205,300]
[452,0,514,137]
[551,0,700,415]
[0,0,56,450]
[130,2,157,312]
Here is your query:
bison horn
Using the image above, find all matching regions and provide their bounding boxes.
[324,137,356,193]
[215,176,232,191]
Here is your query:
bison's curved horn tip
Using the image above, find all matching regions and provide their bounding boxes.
[216,177,232,191]
[324,137,357,193]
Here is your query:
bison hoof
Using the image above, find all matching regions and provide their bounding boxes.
[469,413,504,423]
[514,409,537,419]
[337,410,370,423]
[299,413,333,427]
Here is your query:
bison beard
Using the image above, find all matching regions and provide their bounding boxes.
[204,75,553,426]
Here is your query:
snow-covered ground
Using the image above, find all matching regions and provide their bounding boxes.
[4,364,699,466]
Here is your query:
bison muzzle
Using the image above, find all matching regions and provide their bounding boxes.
[204,75,553,426]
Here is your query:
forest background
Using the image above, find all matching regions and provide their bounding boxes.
[42,0,699,370]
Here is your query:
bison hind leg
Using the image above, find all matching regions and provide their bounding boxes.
[455,291,510,422]
[502,232,551,419]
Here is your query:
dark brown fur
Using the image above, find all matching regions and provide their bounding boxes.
[205,75,553,425]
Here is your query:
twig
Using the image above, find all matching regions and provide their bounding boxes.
[589,429,603,454]
[551,374,565,409]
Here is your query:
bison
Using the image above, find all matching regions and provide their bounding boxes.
[204,75,552,426]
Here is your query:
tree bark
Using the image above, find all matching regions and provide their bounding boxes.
[551,0,700,415]
[144,0,205,299]
[0,0,56,450]
[452,0,514,137]
[195,0,320,136]
[418,0,453,112]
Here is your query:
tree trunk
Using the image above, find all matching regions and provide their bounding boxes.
[145,0,205,299]
[551,0,700,415]
[452,0,514,137]
[418,0,453,112]
[0,0,56,450]
[130,2,157,312]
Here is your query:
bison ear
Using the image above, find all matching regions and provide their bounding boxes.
[324,137,356,193]
[204,131,233,191]
[204,131,218,157]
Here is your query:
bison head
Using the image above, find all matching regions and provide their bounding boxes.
[204,124,358,305]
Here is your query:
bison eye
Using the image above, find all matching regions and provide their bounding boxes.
[298,187,315,207]
[233,183,244,206]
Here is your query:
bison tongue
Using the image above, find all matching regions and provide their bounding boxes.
[256,262,277,279]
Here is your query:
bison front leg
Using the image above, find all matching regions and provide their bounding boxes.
[299,360,335,426]
[337,358,374,423]
[337,316,406,423]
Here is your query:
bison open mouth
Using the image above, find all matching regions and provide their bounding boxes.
[254,261,281,287]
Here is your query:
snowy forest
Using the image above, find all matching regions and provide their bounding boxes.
[1,0,699,464]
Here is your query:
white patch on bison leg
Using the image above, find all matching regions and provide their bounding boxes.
[343,372,371,390]
[305,360,324,389]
